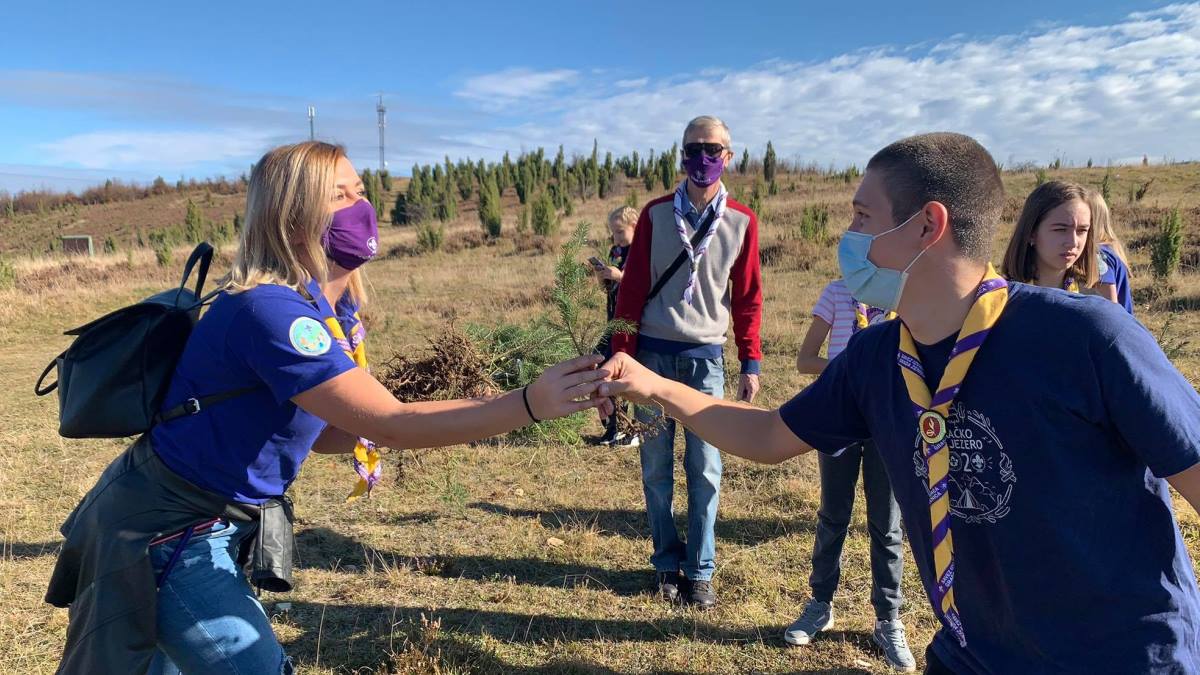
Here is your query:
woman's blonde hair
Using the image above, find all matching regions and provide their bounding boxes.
[227,141,345,296]
[346,268,369,307]
[1086,188,1130,272]
[1001,180,1098,288]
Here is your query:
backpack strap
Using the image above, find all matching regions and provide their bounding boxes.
[175,243,214,305]
[645,208,720,303]
[34,353,64,396]
[156,386,262,424]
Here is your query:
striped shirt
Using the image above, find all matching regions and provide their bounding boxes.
[812,280,857,359]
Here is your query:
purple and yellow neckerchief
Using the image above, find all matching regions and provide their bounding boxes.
[671,179,727,305]
[323,310,381,501]
[1063,275,1080,293]
[895,264,1009,648]
[853,301,896,334]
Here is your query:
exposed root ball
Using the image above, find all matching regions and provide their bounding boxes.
[379,324,498,403]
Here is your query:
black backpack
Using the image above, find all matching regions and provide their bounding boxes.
[34,242,254,438]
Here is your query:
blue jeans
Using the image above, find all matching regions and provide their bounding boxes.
[635,349,724,581]
[146,519,292,675]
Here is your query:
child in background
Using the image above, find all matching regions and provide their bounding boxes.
[1088,190,1135,314]
[595,206,639,447]
[785,278,914,672]
[1001,180,1098,292]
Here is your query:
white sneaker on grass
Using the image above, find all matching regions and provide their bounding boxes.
[872,618,916,672]
[783,598,833,646]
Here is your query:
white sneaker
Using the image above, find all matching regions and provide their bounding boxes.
[783,599,833,646]
[872,619,916,672]
[613,432,640,448]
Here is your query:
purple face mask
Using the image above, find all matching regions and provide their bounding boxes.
[323,198,378,270]
[683,151,726,187]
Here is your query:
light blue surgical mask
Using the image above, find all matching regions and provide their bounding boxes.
[837,209,926,313]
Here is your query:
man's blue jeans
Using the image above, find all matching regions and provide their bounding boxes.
[635,349,724,582]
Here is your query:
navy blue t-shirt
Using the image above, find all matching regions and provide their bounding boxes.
[1099,244,1134,315]
[780,283,1200,673]
[152,279,357,503]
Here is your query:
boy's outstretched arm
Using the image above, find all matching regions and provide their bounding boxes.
[599,353,810,464]
[1167,463,1200,518]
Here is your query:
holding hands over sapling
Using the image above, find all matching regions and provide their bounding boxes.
[599,352,808,465]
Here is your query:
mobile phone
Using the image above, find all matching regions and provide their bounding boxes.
[588,256,606,270]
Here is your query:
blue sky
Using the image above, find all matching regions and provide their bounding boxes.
[2,1,1197,191]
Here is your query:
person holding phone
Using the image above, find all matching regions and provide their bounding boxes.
[593,206,640,447]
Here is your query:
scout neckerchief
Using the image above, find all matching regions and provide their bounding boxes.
[1063,275,1080,293]
[853,300,896,334]
[671,179,727,305]
[323,304,382,502]
[896,264,1009,648]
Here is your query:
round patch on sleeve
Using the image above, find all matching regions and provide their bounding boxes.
[288,317,333,356]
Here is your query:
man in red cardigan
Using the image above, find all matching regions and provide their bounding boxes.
[612,115,763,609]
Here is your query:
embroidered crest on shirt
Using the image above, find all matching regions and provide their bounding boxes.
[289,317,333,356]
[913,402,1017,524]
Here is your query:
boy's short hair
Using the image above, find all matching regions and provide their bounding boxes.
[866,132,1005,261]
[608,206,638,229]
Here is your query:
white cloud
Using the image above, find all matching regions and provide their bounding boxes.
[455,68,579,110]
[451,3,1200,168]
[40,129,280,172]
[615,77,649,89]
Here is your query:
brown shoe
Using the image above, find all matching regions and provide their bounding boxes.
[656,571,682,603]
[685,579,718,610]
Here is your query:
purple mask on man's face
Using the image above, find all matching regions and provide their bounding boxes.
[683,152,725,187]
[323,198,378,270]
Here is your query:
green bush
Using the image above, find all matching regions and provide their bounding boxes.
[517,205,529,233]
[184,199,204,243]
[154,241,172,267]
[763,141,777,183]
[208,221,233,246]
[799,204,830,242]
[416,221,445,252]
[531,192,558,237]
[478,175,503,237]
[1151,207,1183,280]
[435,183,458,223]
[0,256,16,290]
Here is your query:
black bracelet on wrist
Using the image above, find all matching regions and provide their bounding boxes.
[521,385,542,423]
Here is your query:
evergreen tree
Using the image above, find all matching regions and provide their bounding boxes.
[763,141,778,183]
[184,199,204,243]
[1151,207,1183,280]
[516,165,533,204]
[532,191,558,236]
[435,181,459,222]
[478,175,503,237]
[659,153,675,191]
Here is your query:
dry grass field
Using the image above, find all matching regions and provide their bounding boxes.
[1,162,1198,673]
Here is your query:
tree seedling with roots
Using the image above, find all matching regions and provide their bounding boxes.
[548,221,666,439]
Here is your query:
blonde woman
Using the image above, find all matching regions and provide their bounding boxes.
[46,142,610,675]
[1001,180,1099,292]
[1087,189,1135,314]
